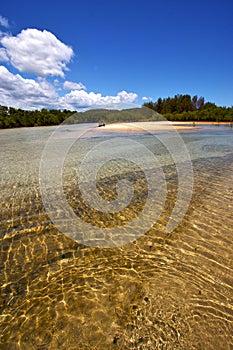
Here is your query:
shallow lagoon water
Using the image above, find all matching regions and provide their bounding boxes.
[0,123,233,349]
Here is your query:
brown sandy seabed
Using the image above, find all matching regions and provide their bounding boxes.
[0,125,232,350]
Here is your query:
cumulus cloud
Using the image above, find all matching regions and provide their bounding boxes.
[0,66,58,109]
[0,28,73,77]
[63,80,86,91]
[60,89,138,109]
[0,15,9,28]
[0,27,138,110]
[0,66,137,110]
[0,48,9,62]
[142,96,152,101]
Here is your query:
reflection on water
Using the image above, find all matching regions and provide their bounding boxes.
[0,124,233,349]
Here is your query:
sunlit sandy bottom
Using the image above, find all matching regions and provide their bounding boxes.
[0,125,232,349]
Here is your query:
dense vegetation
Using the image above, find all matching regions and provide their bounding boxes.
[0,106,75,128]
[144,95,233,122]
[0,94,232,129]
[0,106,161,128]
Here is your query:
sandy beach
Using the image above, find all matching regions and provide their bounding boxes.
[97,121,232,132]
[97,121,197,131]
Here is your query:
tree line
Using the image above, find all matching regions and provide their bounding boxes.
[0,94,232,129]
[0,106,75,129]
[0,106,158,128]
[144,95,233,122]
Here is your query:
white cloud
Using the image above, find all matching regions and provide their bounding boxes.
[0,48,9,62]
[0,27,138,111]
[63,80,86,90]
[142,96,152,101]
[60,89,138,109]
[0,15,9,28]
[0,30,7,39]
[54,79,60,86]
[0,66,138,110]
[0,28,73,77]
[0,66,58,109]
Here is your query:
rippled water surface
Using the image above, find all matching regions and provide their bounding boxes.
[0,123,233,349]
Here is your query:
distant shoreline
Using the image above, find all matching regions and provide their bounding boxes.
[0,120,232,131]
[1,103,233,129]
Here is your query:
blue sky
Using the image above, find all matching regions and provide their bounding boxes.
[0,0,232,110]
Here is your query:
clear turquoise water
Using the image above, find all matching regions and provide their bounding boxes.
[0,123,233,349]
